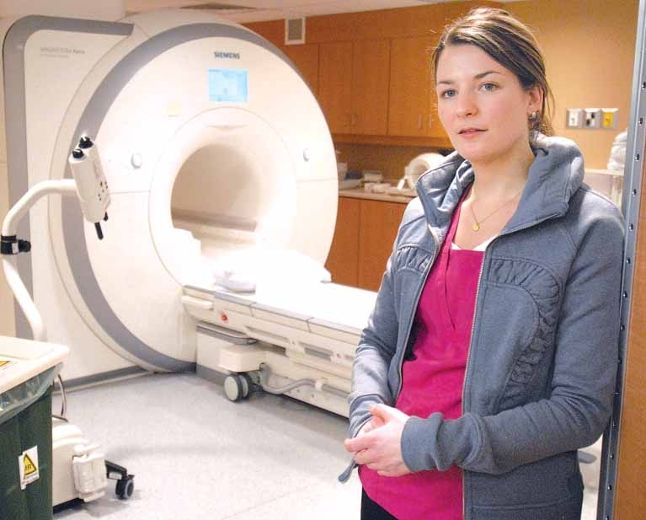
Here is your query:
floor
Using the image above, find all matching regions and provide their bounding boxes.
[52,373,360,519]
[51,373,602,519]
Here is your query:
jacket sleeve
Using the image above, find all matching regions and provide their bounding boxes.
[347,256,397,437]
[347,204,420,438]
[400,207,624,475]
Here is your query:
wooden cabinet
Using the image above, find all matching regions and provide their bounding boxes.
[244,6,466,147]
[318,40,390,135]
[388,36,447,140]
[325,197,360,286]
[358,200,406,291]
[428,85,446,140]
[283,43,320,95]
[351,39,390,135]
[388,36,432,137]
[318,42,353,133]
[246,20,450,145]
[326,196,406,291]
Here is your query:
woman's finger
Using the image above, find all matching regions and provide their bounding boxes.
[354,449,373,465]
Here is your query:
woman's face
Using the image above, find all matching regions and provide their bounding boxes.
[435,44,541,167]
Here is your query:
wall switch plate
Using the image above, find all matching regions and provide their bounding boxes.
[601,108,618,129]
[584,108,602,128]
[567,108,583,128]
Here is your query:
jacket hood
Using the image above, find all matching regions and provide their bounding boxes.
[415,134,585,239]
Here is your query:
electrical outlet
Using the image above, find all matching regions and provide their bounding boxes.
[602,108,618,129]
[567,108,583,128]
[584,108,602,129]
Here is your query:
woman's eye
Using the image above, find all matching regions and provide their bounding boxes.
[481,82,498,92]
[440,89,456,98]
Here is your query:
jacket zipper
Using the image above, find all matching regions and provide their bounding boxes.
[461,240,489,520]
[460,213,561,519]
[394,224,440,398]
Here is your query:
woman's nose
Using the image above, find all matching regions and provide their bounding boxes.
[455,93,477,118]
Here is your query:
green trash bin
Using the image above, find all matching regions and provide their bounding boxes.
[0,336,69,520]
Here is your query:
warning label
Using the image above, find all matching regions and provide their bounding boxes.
[23,454,37,474]
[19,446,39,490]
[0,360,11,370]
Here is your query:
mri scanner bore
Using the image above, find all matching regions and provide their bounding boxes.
[2,9,377,419]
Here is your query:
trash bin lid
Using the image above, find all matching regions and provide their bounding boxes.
[0,337,69,394]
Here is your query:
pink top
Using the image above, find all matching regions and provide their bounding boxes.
[360,197,484,520]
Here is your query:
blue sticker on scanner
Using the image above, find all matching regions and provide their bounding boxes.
[209,69,248,102]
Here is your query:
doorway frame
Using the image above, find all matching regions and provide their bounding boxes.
[598,0,646,517]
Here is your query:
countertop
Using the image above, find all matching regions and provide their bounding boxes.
[338,187,416,204]
[339,168,623,206]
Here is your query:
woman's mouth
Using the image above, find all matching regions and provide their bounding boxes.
[458,128,485,136]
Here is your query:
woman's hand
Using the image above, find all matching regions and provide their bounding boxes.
[344,404,412,477]
[356,410,386,437]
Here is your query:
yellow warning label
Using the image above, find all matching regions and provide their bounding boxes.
[19,446,39,490]
[23,454,37,476]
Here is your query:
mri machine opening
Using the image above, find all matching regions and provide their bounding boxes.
[169,108,300,284]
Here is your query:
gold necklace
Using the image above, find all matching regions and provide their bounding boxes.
[469,187,523,232]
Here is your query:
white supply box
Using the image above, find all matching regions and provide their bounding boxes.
[0,336,69,394]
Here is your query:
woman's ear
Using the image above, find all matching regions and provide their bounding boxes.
[527,85,543,114]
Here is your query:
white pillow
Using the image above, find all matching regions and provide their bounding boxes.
[213,248,330,293]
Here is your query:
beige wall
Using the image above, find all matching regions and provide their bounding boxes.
[0,170,13,337]
[509,0,639,169]
[0,65,14,337]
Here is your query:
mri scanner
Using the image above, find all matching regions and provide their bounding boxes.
[1,8,379,423]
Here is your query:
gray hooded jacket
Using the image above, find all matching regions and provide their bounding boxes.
[342,135,624,519]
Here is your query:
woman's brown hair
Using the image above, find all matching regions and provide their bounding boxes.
[432,7,554,137]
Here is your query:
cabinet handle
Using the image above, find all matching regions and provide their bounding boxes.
[418,114,423,130]
[428,113,433,129]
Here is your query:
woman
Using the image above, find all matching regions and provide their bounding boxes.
[342,7,624,520]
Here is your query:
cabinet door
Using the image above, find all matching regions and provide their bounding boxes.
[351,39,390,135]
[325,197,361,286]
[358,200,406,291]
[388,36,432,137]
[318,42,353,134]
[283,43,320,95]
[428,91,448,139]
[427,40,448,140]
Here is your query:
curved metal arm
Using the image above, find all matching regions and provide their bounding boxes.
[2,179,76,236]
[2,179,78,340]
